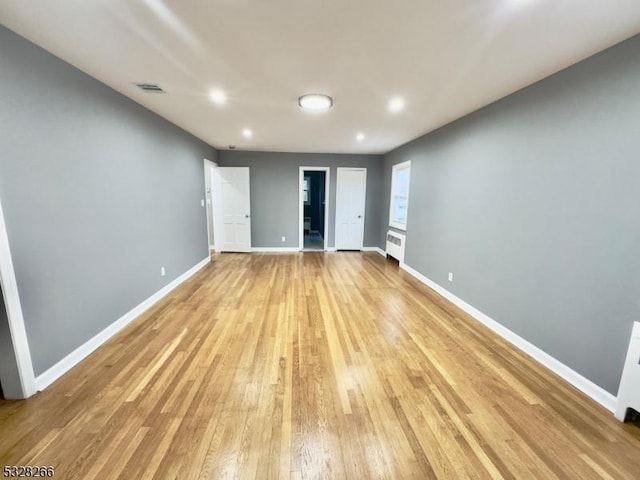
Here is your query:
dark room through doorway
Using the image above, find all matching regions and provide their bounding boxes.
[302,170,326,250]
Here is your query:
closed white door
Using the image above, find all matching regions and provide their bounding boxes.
[215,167,252,252]
[335,168,367,250]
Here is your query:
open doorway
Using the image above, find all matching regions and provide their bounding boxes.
[299,167,329,251]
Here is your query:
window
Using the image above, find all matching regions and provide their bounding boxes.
[389,160,411,230]
[303,177,311,205]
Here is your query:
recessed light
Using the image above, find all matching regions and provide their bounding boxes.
[356,133,365,142]
[209,88,227,105]
[298,93,333,111]
[242,128,253,139]
[388,97,405,113]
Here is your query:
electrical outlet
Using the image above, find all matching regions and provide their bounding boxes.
[281,236,286,242]
[161,267,166,276]
[200,199,205,207]
[448,272,453,282]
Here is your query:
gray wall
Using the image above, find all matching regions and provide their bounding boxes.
[0,26,214,377]
[219,151,383,249]
[381,34,640,395]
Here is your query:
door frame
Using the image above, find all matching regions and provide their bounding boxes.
[0,196,36,398]
[335,167,367,250]
[299,166,330,251]
[210,165,224,253]
[203,159,217,251]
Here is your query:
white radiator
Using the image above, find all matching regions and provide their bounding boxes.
[616,322,640,421]
[385,230,406,263]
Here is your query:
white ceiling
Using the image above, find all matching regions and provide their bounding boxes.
[2,1,640,154]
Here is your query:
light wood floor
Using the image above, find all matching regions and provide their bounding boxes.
[1,252,639,479]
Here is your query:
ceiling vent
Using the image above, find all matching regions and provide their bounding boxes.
[135,83,165,93]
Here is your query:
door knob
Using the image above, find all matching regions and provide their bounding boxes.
[357,215,362,218]
[245,214,250,218]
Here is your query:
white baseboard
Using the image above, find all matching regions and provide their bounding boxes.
[399,262,617,413]
[326,247,337,252]
[252,247,300,252]
[34,257,211,391]
[209,245,215,251]
[362,247,386,256]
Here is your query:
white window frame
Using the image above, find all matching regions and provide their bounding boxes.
[389,160,411,231]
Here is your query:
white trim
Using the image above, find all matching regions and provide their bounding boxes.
[389,160,411,231]
[299,167,330,251]
[203,159,217,251]
[0,198,36,398]
[209,245,215,251]
[399,261,617,413]
[326,247,337,252]
[615,321,640,421]
[251,247,300,253]
[210,165,224,253]
[34,256,210,391]
[362,247,385,257]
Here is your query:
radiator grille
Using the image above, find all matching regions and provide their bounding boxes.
[385,230,406,263]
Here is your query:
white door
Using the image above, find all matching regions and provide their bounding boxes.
[335,168,367,250]
[214,167,252,252]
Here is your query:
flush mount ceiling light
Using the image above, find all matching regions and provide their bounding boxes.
[298,93,333,111]
[242,128,253,139]
[356,132,366,142]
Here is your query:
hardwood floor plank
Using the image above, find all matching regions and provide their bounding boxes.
[1,252,638,479]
